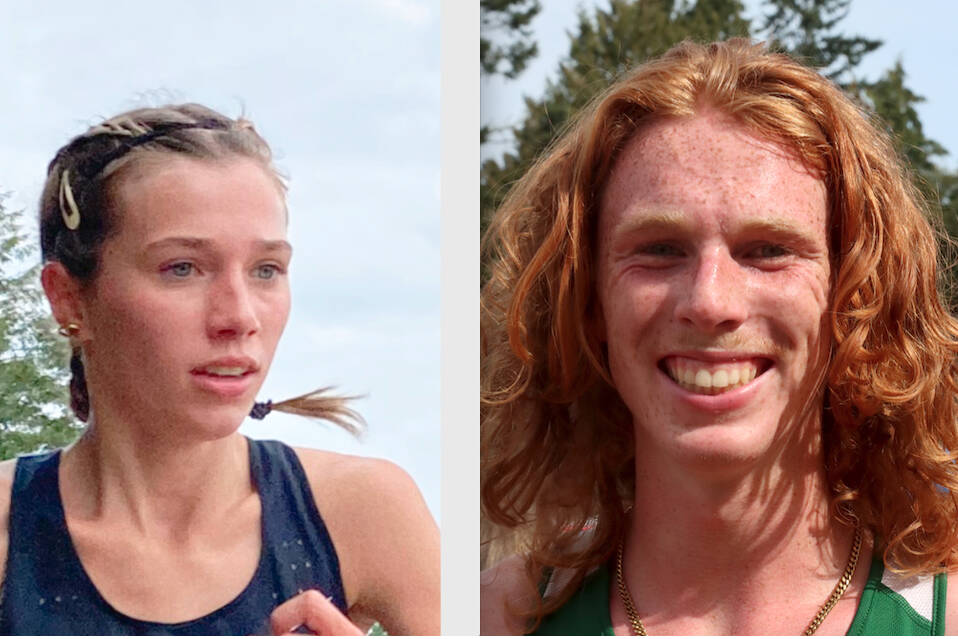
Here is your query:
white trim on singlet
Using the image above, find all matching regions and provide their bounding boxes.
[881,568,935,622]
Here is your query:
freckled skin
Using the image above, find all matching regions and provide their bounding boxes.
[80,157,291,443]
[596,111,830,475]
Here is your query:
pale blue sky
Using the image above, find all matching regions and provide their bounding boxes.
[0,0,440,518]
[482,0,958,172]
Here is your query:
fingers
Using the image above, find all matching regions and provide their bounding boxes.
[269,590,364,636]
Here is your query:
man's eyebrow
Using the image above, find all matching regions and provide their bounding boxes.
[609,210,694,237]
[734,217,819,240]
[610,210,818,239]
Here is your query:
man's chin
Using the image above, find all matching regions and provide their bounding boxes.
[638,418,786,481]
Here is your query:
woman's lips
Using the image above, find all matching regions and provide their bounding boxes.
[660,355,772,395]
[190,369,256,398]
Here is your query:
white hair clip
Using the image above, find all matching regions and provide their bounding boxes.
[58,169,81,230]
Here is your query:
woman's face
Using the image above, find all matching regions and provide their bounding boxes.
[79,156,291,441]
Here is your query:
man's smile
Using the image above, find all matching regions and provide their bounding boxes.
[660,355,773,396]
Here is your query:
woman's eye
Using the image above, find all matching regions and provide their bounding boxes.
[163,262,195,278]
[254,264,282,280]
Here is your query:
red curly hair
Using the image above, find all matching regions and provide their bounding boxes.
[481,38,958,624]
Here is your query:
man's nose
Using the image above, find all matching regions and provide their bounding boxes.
[675,249,748,333]
[206,271,260,339]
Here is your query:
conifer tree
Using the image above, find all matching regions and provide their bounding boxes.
[0,194,82,458]
[481,0,542,79]
[481,0,958,296]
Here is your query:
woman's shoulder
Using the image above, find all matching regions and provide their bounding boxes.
[291,447,439,634]
[0,458,18,585]
[290,447,432,550]
[0,458,15,493]
[0,458,16,524]
[290,447,419,510]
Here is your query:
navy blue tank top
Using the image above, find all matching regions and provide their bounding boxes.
[0,438,346,634]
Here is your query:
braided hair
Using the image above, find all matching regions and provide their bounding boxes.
[40,104,363,435]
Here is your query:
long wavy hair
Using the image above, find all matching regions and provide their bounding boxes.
[481,38,958,624]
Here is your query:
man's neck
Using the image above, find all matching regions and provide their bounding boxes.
[620,419,865,634]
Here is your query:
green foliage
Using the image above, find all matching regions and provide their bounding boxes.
[481,0,542,79]
[0,194,82,459]
[856,62,958,241]
[481,0,543,146]
[481,0,751,235]
[481,0,958,294]
[756,0,881,82]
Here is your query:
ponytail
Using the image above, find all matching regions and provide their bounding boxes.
[262,387,366,436]
[67,353,362,435]
[69,347,90,422]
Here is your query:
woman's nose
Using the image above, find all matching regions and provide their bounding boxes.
[206,271,261,339]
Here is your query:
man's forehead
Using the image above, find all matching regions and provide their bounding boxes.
[599,113,828,232]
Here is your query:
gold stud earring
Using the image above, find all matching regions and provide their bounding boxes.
[57,322,80,337]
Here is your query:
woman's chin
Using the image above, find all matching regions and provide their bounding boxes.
[176,404,252,442]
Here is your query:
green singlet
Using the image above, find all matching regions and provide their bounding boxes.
[531,557,947,635]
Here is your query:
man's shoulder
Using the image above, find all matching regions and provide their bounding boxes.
[945,570,958,635]
[481,555,537,635]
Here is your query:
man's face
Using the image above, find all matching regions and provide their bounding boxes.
[595,110,830,475]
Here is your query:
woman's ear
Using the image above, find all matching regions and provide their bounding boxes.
[41,262,89,340]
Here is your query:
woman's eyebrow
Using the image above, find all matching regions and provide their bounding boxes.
[257,239,293,254]
[143,237,212,252]
[142,238,292,253]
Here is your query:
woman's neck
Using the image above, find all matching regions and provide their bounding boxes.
[60,421,252,541]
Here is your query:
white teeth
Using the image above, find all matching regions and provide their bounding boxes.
[694,369,711,389]
[712,369,729,389]
[665,360,764,395]
[203,366,247,377]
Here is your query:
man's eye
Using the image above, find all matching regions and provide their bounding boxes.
[639,243,683,257]
[749,244,789,259]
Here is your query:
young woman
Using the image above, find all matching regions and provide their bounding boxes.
[0,104,439,634]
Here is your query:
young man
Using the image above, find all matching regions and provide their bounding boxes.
[481,39,958,635]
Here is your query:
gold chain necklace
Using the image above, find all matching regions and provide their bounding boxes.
[615,526,863,636]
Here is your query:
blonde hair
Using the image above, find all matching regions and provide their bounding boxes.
[481,38,958,625]
[40,104,363,434]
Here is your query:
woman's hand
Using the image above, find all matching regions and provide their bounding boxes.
[269,590,364,635]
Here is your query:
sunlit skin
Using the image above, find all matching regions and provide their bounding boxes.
[596,110,831,483]
[0,154,439,634]
[586,111,874,635]
[80,156,291,445]
[482,109,958,637]
[31,156,295,623]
